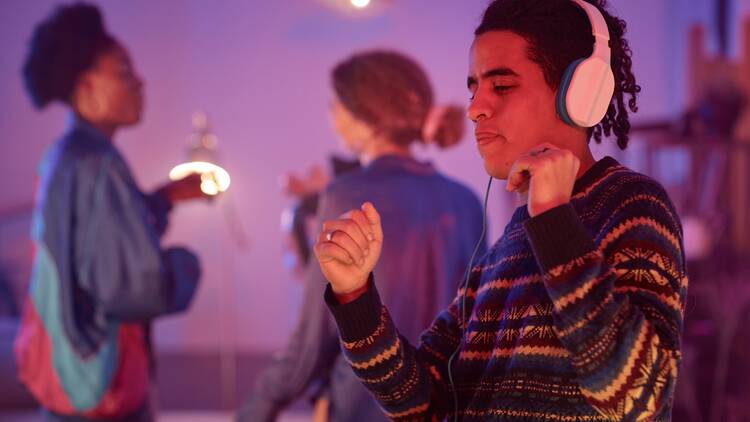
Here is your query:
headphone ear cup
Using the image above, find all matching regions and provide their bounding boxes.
[564,57,615,127]
[556,59,584,126]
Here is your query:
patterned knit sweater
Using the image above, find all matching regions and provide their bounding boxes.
[324,157,688,421]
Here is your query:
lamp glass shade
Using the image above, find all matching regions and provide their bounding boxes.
[169,161,231,196]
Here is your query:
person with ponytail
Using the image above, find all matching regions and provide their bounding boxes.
[237,50,485,422]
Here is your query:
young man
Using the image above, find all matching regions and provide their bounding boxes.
[313,0,687,421]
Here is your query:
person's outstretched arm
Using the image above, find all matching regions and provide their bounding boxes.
[316,202,474,420]
[74,153,200,321]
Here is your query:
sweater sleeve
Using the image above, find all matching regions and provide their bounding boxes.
[325,270,478,421]
[523,181,687,421]
[142,189,173,237]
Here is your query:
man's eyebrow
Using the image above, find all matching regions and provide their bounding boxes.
[483,67,519,78]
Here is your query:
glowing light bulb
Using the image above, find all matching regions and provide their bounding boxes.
[169,161,231,196]
[169,112,231,196]
[351,0,370,9]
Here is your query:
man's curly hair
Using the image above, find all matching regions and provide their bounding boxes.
[475,0,640,149]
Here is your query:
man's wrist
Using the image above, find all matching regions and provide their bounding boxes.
[530,198,570,217]
[524,204,596,271]
[333,278,371,304]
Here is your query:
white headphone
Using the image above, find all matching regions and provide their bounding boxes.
[556,0,615,128]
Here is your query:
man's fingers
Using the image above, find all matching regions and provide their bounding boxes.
[314,241,355,265]
[507,159,532,192]
[534,142,560,152]
[507,143,560,191]
[318,221,369,263]
[347,210,375,243]
[323,219,369,256]
[361,202,383,242]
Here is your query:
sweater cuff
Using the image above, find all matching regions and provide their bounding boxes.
[524,204,596,272]
[324,274,382,343]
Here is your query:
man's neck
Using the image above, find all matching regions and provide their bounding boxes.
[575,147,596,179]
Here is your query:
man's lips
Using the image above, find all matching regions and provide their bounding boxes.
[475,131,501,146]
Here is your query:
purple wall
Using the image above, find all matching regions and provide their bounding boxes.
[0,0,730,354]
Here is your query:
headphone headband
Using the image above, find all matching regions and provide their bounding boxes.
[571,0,611,61]
[557,0,616,127]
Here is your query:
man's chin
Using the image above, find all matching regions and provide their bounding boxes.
[482,159,509,180]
